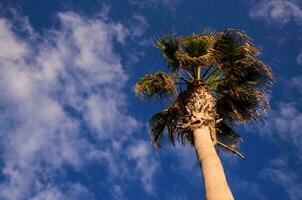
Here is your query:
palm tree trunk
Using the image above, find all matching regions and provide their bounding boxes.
[194,127,234,200]
[178,81,233,199]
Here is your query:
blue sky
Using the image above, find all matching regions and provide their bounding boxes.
[0,0,301,199]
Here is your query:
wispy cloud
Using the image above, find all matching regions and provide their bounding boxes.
[127,141,159,193]
[288,76,302,95]
[0,10,158,199]
[261,102,302,155]
[296,51,302,65]
[231,176,268,200]
[252,95,302,198]
[130,15,149,38]
[249,0,302,26]
[260,157,302,200]
[248,1,302,68]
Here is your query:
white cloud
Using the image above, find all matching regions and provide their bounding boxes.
[249,0,302,26]
[249,1,302,68]
[260,157,302,200]
[131,15,149,38]
[30,184,92,200]
[127,141,158,193]
[261,103,302,154]
[252,94,302,199]
[289,75,302,92]
[0,20,27,61]
[0,11,157,199]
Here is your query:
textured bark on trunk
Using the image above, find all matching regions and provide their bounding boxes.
[177,81,234,200]
[194,127,234,200]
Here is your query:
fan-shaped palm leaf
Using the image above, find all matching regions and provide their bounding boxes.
[216,122,244,159]
[156,34,180,72]
[217,87,268,124]
[149,99,183,147]
[213,29,259,66]
[181,35,215,57]
[134,71,176,100]
[217,122,242,150]
[135,28,273,157]
[175,51,215,70]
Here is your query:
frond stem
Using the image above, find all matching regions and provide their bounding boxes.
[207,78,226,84]
[216,141,245,159]
[202,65,213,80]
[197,66,201,80]
[205,67,219,81]
[185,69,195,81]
[176,77,191,84]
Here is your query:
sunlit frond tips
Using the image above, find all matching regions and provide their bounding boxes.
[134,71,176,100]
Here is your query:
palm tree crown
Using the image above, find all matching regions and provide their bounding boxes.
[134,29,273,158]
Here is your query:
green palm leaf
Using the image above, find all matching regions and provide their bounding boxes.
[223,58,273,90]
[182,35,214,57]
[205,66,225,91]
[134,71,176,100]
[217,87,268,124]
[135,28,273,157]
[213,29,259,66]
[156,34,180,72]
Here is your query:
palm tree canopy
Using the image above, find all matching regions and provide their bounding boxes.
[134,29,273,158]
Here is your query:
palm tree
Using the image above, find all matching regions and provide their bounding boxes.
[134,29,273,200]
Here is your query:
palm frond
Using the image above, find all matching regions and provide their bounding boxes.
[205,66,225,91]
[223,58,273,91]
[176,129,194,146]
[149,110,170,148]
[134,71,176,100]
[175,51,215,69]
[217,87,268,124]
[217,122,242,150]
[156,34,180,72]
[200,27,217,37]
[136,28,273,158]
[206,60,272,123]
[216,122,245,159]
[173,35,216,71]
[181,35,214,57]
[149,99,183,147]
[213,29,259,65]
